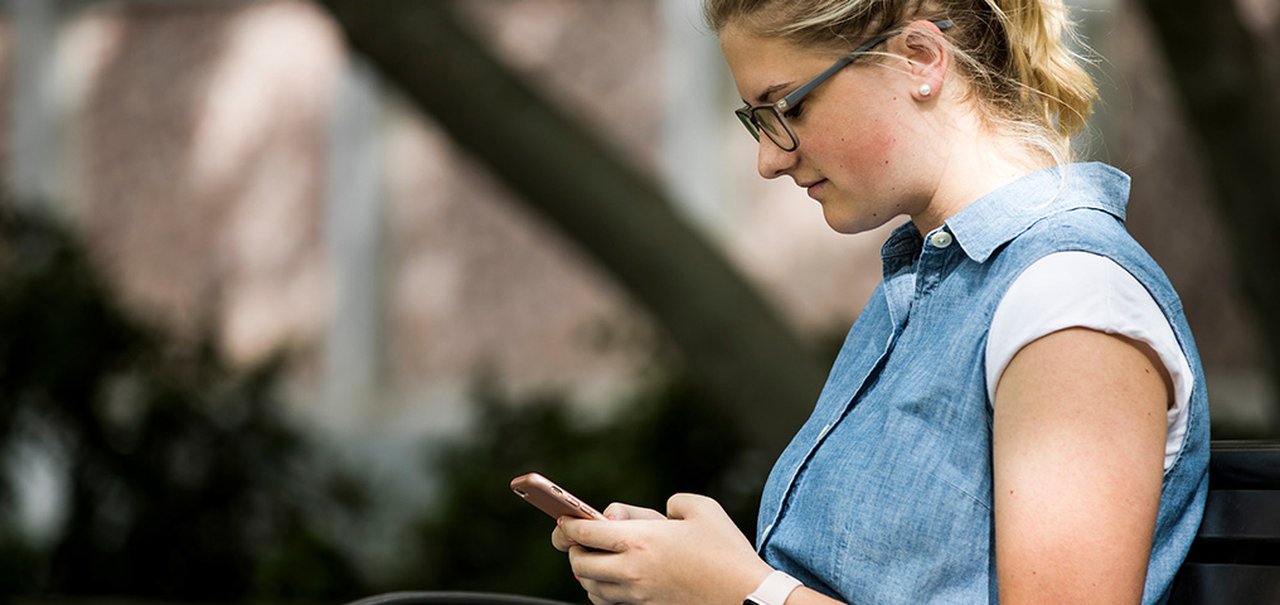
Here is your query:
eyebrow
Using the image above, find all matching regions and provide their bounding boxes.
[750,82,794,105]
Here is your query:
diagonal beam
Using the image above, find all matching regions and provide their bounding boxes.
[316,0,828,453]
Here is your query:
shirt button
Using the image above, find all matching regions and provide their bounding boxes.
[929,231,954,249]
[817,423,831,440]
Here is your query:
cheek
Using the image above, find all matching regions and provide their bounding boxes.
[826,117,897,175]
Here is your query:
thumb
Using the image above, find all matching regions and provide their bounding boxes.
[665,493,716,520]
[602,502,665,521]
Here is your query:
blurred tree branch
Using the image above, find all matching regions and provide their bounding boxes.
[1139,0,1280,434]
[315,0,827,454]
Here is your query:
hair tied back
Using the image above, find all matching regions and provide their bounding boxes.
[983,0,1098,137]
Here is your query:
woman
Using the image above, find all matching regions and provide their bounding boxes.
[552,1,1209,603]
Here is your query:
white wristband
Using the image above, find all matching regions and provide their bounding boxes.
[744,569,802,605]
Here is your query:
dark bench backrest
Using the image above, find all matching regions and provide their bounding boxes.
[1168,440,1280,604]
[346,592,577,605]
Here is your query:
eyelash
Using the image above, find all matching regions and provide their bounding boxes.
[783,100,805,120]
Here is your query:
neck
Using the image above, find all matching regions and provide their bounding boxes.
[910,129,1055,236]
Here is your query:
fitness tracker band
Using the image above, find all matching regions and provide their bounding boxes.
[743,569,802,605]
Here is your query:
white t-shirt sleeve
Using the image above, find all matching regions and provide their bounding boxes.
[985,251,1192,472]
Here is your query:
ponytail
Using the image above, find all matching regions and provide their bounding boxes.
[981,0,1098,139]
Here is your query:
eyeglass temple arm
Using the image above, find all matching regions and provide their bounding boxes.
[775,55,859,112]
[776,17,955,112]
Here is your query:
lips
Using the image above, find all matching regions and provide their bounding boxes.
[803,179,828,199]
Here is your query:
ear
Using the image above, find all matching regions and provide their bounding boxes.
[886,19,949,101]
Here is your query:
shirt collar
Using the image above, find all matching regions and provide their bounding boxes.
[944,162,1131,263]
[878,162,1131,268]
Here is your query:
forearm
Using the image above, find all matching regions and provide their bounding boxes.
[744,569,846,605]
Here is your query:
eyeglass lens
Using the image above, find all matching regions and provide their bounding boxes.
[736,110,760,141]
[751,107,794,150]
[736,107,797,151]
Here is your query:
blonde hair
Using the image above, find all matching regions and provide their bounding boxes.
[704,0,1098,163]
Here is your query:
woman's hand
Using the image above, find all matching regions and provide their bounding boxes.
[554,494,773,605]
[551,502,664,552]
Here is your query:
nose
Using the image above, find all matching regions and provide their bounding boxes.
[757,136,797,179]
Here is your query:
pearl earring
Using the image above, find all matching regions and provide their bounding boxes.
[918,83,933,97]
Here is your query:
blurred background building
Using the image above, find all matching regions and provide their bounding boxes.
[1,0,1275,599]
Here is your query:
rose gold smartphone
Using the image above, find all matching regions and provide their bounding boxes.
[510,472,608,521]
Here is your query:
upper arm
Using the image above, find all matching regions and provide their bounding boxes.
[992,327,1169,605]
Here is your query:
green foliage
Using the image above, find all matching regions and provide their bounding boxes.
[0,206,781,603]
[0,208,367,602]
[397,376,772,602]
[0,520,40,596]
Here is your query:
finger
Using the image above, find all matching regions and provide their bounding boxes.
[579,576,631,605]
[586,588,625,605]
[602,502,665,521]
[560,518,633,552]
[551,519,577,552]
[568,545,630,583]
[665,492,716,520]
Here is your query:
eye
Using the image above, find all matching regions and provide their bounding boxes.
[783,100,806,120]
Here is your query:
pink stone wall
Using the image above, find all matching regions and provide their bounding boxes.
[0,0,1268,428]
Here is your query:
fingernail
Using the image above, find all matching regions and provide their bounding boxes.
[605,513,616,520]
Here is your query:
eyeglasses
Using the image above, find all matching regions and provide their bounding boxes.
[734,18,954,152]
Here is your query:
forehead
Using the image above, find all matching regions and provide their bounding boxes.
[719,25,840,103]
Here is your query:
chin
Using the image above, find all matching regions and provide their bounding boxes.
[823,210,888,235]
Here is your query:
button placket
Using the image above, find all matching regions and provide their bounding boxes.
[914,228,955,297]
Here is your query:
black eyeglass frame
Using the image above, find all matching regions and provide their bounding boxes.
[734,18,954,152]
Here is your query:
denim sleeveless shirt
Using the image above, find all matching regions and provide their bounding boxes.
[756,163,1210,605]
